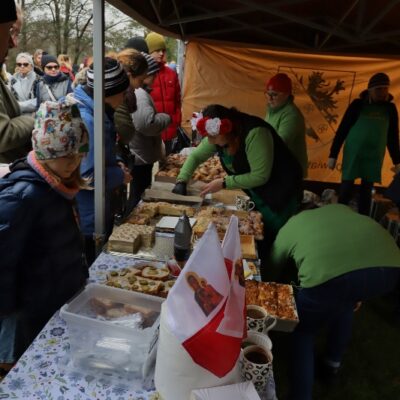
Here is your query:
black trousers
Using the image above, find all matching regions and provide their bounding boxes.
[164,140,173,156]
[338,179,373,216]
[125,163,153,216]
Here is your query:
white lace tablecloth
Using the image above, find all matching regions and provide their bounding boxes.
[0,253,161,400]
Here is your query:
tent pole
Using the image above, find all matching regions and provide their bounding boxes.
[93,0,106,256]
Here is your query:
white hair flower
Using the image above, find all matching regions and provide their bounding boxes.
[190,112,203,131]
[205,118,222,136]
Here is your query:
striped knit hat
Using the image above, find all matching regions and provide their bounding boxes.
[142,52,160,76]
[86,57,130,97]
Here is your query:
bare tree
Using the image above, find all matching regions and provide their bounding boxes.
[11,0,177,69]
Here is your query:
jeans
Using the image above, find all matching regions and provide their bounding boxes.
[288,267,400,400]
[338,179,373,215]
[0,315,17,363]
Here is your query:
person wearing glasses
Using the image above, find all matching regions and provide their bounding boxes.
[172,104,303,269]
[35,54,73,109]
[9,52,38,115]
[265,73,308,178]
[0,2,34,164]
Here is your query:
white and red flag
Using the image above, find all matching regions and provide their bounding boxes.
[165,216,246,378]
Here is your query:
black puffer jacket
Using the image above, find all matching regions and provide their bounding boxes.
[0,159,87,319]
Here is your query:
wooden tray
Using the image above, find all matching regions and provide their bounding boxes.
[142,188,203,206]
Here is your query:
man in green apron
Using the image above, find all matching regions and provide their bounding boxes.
[328,72,400,215]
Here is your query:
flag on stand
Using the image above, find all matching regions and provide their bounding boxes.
[218,216,246,338]
[165,217,246,378]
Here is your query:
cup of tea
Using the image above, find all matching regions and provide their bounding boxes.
[241,344,273,392]
[236,195,255,211]
[246,305,277,333]
[242,330,273,351]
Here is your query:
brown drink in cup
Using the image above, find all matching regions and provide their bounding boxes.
[244,345,270,364]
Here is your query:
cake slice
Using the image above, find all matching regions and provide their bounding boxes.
[129,277,163,295]
[108,229,141,253]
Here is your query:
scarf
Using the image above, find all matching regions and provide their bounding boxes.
[27,151,80,200]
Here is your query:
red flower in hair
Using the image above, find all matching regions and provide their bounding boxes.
[196,117,210,137]
[219,119,233,135]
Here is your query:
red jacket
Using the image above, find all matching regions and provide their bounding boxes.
[150,63,181,141]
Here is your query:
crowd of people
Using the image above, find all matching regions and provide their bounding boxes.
[1,1,400,399]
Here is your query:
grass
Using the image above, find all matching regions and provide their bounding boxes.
[270,292,400,399]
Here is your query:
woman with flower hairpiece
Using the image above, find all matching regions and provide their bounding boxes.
[173,104,303,264]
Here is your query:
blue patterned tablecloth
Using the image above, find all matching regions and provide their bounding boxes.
[0,253,162,400]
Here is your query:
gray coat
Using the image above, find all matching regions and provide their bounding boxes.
[36,75,72,108]
[130,88,171,165]
[10,70,38,114]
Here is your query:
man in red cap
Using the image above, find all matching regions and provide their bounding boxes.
[265,73,308,177]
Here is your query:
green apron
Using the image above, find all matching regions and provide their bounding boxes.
[342,104,389,182]
[221,152,297,235]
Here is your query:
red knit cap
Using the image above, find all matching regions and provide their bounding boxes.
[266,73,292,93]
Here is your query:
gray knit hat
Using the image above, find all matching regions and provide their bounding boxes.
[368,73,390,90]
[86,57,130,97]
[142,53,160,76]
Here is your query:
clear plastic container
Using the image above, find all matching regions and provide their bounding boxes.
[60,283,163,379]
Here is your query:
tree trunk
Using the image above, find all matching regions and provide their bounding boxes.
[20,0,28,50]
[62,0,71,54]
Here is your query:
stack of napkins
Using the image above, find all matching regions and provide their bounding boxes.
[190,382,261,400]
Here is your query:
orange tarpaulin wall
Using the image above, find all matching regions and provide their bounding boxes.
[181,41,400,186]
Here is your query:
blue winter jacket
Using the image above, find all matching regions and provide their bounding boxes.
[0,159,87,319]
[73,85,124,236]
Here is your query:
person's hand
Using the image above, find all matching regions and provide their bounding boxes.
[118,162,132,184]
[172,181,187,195]
[391,163,400,174]
[200,178,224,197]
[327,158,337,170]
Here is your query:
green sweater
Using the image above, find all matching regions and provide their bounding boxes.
[269,204,400,288]
[177,127,273,190]
[265,97,308,177]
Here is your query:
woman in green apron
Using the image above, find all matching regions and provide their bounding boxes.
[328,72,400,215]
[172,104,303,272]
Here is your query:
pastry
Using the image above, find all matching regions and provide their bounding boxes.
[126,214,151,225]
[157,201,195,217]
[193,208,264,240]
[141,266,170,281]
[108,226,141,254]
[244,280,297,321]
[159,280,176,297]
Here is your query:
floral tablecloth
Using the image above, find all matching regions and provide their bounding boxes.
[0,253,162,400]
